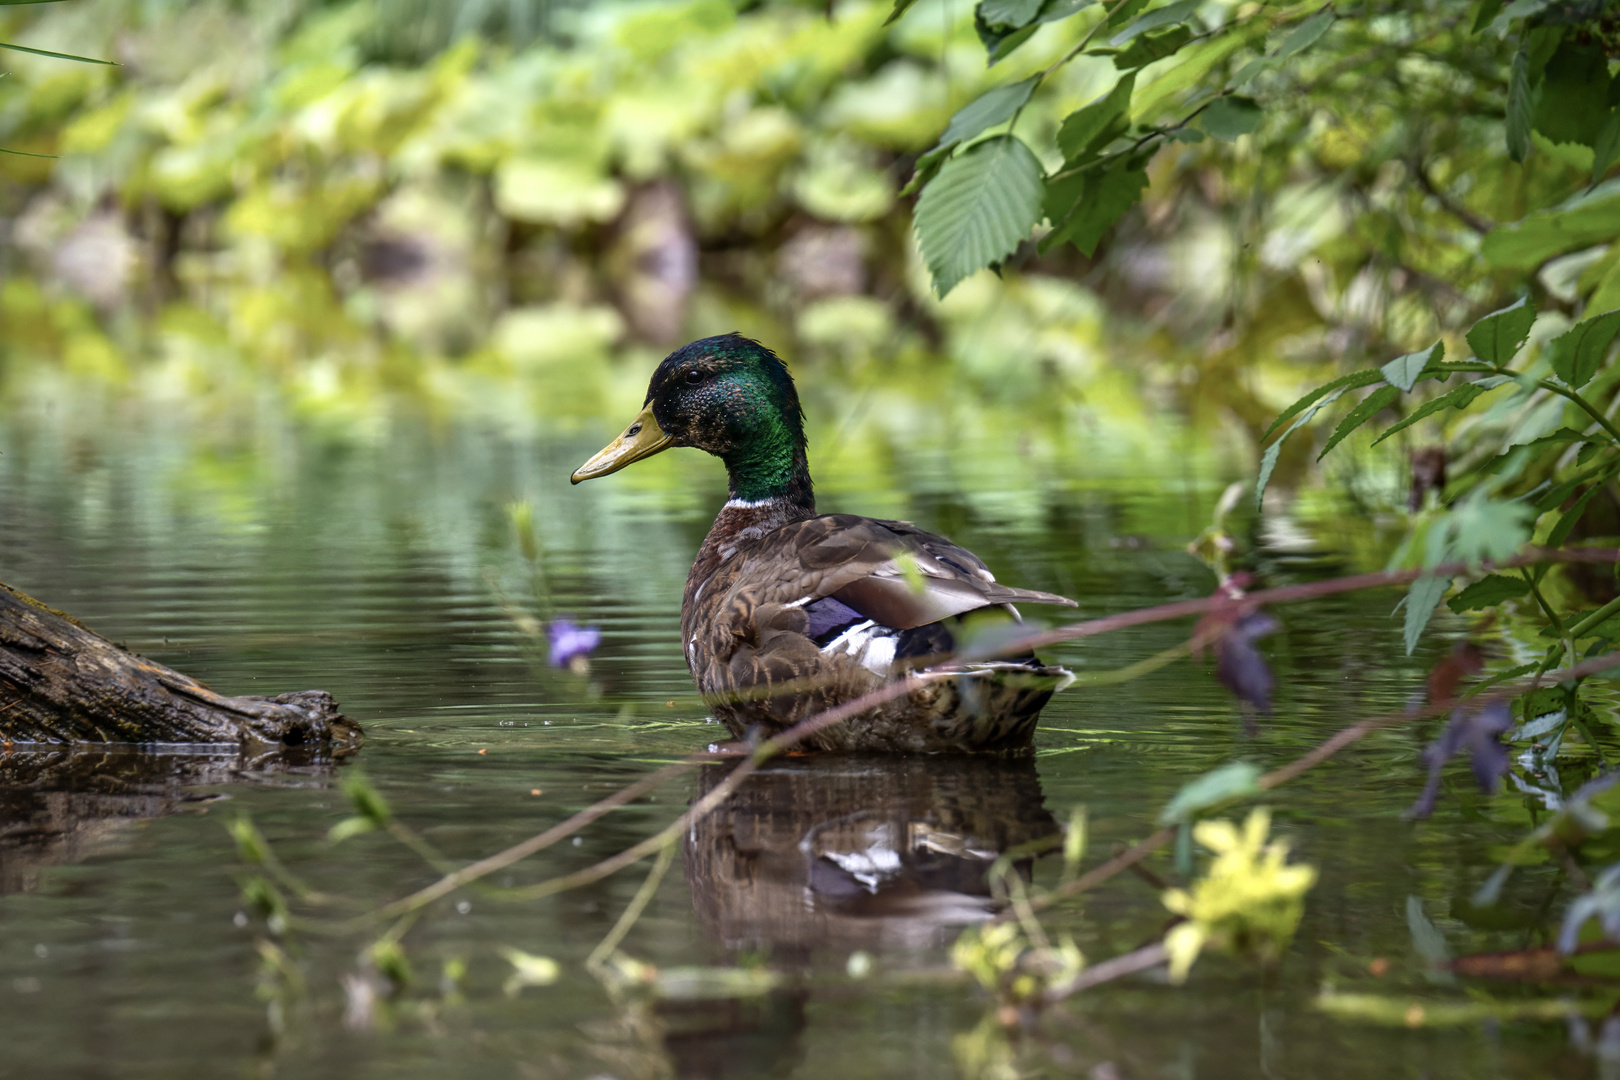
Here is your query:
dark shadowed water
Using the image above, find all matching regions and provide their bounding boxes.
[0,373,1594,1079]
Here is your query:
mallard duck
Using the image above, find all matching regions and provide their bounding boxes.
[571,333,1076,753]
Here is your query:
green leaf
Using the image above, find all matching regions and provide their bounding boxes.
[884,0,919,26]
[1042,163,1148,256]
[1548,484,1602,547]
[1033,0,1096,23]
[975,10,1041,64]
[1261,368,1384,442]
[1471,0,1506,33]
[1381,341,1444,392]
[1158,761,1262,825]
[1272,8,1334,61]
[1256,385,1349,508]
[978,0,1045,29]
[1447,574,1531,613]
[1482,182,1620,269]
[940,77,1040,151]
[1318,384,1399,461]
[1519,426,1591,449]
[1199,95,1262,140]
[1549,308,1620,389]
[1114,24,1193,70]
[1534,40,1610,149]
[1404,574,1452,654]
[1594,111,1620,185]
[0,40,115,64]
[1447,494,1534,564]
[1466,297,1536,368]
[1105,0,1151,29]
[1056,73,1136,160]
[1507,40,1534,163]
[1108,0,1199,45]
[1371,383,1496,446]
[1129,32,1251,123]
[915,134,1045,298]
[905,77,1040,196]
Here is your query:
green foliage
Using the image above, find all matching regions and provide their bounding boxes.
[1465,297,1536,369]
[1158,761,1262,826]
[914,134,1045,297]
[1549,309,1620,390]
[1447,573,1531,614]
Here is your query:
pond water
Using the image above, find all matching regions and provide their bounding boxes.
[0,360,1593,1079]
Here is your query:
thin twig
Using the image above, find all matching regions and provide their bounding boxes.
[587,838,676,972]
[349,552,1620,928]
[1044,941,1169,1000]
[1015,651,1620,918]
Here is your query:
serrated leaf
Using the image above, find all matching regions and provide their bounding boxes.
[1371,383,1498,446]
[906,77,1039,197]
[1549,308,1620,389]
[1114,24,1192,70]
[884,0,919,25]
[0,40,115,63]
[1594,111,1620,185]
[1466,297,1536,368]
[915,134,1045,298]
[1129,32,1251,122]
[1548,484,1601,547]
[979,0,1045,29]
[1518,426,1592,450]
[1056,73,1136,160]
[1507,40,1534,163]
[1256,385,1349,508]
[1200,95,1262,140]
[1043,163,1147,256]
[1318,384,1398,461]
[1273,8,1334,61]
[1404,574,1452,654]
[1158,761,1262,825]
[1261,369,1384,442]
[1448,494,1534,564]
[1109,0,1199,45]
[1447,574,1531,613]
[1381,341,1444,392]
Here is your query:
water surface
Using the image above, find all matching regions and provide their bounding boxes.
[0,367,1587,1079]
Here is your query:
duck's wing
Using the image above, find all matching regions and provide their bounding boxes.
[782,514,1077,630]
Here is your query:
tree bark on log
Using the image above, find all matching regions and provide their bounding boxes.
[0,580,361,748]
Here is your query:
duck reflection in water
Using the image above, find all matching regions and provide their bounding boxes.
[628,756,1057,1079]
[687,755,1058,952]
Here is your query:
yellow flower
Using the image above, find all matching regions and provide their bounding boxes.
[1160,808,1317,983]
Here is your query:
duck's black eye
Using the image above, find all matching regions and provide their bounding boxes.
[684,368,705,385]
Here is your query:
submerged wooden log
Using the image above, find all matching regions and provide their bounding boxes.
[0,580,361,748]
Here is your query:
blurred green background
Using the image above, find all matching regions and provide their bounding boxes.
[3,0,1569,516]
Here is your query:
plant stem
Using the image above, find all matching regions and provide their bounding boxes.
[586,839,676,973]
[1537,380,1620,447]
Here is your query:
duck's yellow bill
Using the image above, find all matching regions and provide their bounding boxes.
[570,404,674,483]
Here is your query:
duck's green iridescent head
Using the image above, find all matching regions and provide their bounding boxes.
[571,333,814,507]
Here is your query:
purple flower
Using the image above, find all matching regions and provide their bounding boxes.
[547,619,601,670]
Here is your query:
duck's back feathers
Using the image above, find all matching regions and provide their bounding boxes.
[683,512,1076,753]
